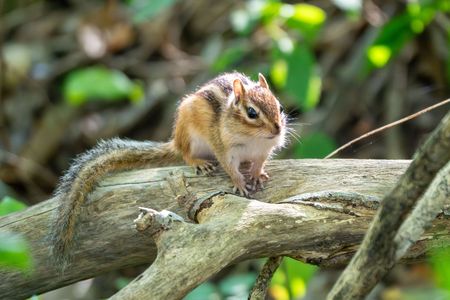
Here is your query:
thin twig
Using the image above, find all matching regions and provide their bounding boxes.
[325,98,450,158]
[248,257,283,300]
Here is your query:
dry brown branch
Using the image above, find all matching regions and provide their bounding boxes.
[328,111,450,299]
[109,186,448,299]
[0,159,420,299]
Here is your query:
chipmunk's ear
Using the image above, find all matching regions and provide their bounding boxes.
[233,78,246,105]
[258,73,269,89]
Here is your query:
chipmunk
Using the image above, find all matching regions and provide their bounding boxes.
[51,72,286,264]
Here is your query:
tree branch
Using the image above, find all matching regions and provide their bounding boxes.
[327,111,450,299]
[249,256,283,300]
[394,161,450,259]
[0,159,445,300]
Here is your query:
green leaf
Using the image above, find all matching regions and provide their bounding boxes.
[218,273,257,297]
[283,4,326,43]
[270,59,288,88]
[260,1,283,23]
[367,45,392,68]
[212,41,249,72]
[284,258,318,285]
[115,277,131,290]
[271,258,318,299]
[185,282,219,300]
[287,4,326,26]
[276,44,322,111]
[127,0,179,23]
[0,196,27,216]
[63,66,144,106]
[363,1,439,73]
[0,232,32,271]
[294,132,336,158]
[430,247,450,291]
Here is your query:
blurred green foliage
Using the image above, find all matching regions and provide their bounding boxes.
[430,247,450,293]
[294,132,337,159]
[0,196,27,216]
[227,0,326,112]
[271,258,318,299]
[0,232,32,271]
[364,0,450,74]
[0,196,32,272]
[63,66,144,106]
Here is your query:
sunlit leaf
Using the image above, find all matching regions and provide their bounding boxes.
[260,1,282,22]
[290,277,306,298]
[185,282,219,300]
[276,44,322,111]
[430,247,450,291]
[305,74,322,110]
[0,232,32,271]
[294,132,336,158]
[271,258,318,299]
[270,284,290,300]
[367,45,392,68]
[270,59,288,89]
[290,4,326,26]
[63,66,144,106]
[127,0,179,23]
[0,196,27,216]
[284,258,318,285]
[284,3,326,43]
[363,1,439,73]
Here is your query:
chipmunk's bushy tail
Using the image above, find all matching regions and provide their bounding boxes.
[50,138,180,266]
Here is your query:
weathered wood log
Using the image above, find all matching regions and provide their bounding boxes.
[1,159,448,300]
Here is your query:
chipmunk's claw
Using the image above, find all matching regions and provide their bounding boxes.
[249,172,269,191]
[233,185,250,197]
[195,161,216,176]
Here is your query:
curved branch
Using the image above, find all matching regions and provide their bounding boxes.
[112,186,450,299]
[0,159,433,300]
[395,161,450,259]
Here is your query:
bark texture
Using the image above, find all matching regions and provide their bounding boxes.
[1,159,449,299]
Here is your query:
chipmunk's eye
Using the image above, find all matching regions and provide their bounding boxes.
[247,107,258,119]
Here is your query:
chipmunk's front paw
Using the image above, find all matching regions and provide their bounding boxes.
[232,181,250,197]
[249,172,269,191]
[195,161,217,176]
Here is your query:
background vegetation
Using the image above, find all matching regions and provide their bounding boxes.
[0,0,449,299]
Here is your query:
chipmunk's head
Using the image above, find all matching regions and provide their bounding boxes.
[230,73,286,144]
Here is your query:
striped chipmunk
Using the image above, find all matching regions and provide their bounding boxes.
[51,72,287,264]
